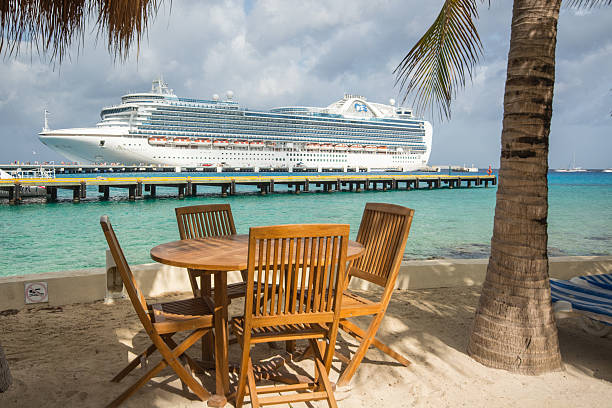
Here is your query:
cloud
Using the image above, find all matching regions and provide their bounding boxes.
[0,1,610,168]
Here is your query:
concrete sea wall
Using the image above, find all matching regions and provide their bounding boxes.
[1,256,610,311]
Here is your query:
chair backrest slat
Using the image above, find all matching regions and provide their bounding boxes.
[243,224,349,329]
[175,204,237,240]
[100,216,154,332]
[349,203,415,290]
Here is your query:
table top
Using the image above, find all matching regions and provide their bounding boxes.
[151,234,364,271]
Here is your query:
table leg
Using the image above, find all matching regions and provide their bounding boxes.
[201,274,214,362]
[208,271,229,407]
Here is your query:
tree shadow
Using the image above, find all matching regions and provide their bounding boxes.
[340,285,612,391]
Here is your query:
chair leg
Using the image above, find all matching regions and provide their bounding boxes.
[341,318,411,366]
[246,359,260,408]
[106,360,167,408]
[235,336,251,408]
[201,274,215,361]
[314,358,338,408]
[188,269,201,298]
[336,314,385,387]
[166,356,211,402]
[160,329,211,402]
[111,343,158,383]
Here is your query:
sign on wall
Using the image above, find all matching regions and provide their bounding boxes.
[25,282,49,304]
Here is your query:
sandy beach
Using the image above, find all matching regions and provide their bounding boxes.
[1,285,611,407]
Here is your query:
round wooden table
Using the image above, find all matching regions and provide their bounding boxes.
[150,233,364,407]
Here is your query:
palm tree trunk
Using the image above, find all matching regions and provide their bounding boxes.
[467,0,563,374]
[0,342,11,392]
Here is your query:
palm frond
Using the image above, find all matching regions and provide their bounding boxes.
[565,0,612,8]
[0,0,163,63]
[394,0,482,120]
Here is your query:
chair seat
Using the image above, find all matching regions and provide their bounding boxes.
[231,316,329,343]
[209,281,273,300]
[340,290,383,318]
[151,297,215,334]
[204,282,272,300]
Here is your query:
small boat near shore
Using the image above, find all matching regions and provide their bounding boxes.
[555,153,587,172]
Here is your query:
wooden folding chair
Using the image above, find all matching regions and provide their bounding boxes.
[335,202,415,387]
[231,224,350,408]
[175,204,249,300]
[100,215,214,407]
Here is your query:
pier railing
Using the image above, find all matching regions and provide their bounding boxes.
[0,174,497,205]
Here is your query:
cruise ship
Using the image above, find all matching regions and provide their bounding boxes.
[39,79,432,171]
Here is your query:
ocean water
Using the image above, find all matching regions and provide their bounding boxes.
[0,171,610,277]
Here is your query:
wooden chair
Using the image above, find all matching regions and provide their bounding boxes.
[175,204,248,300]
[335,202,415,387]
[231,224,350,408]
[100,215,214,407]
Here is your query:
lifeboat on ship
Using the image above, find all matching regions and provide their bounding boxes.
[334,144,348,151]
[193,138,212,145]
[148,137,168,146]
[377,145,389,153]
[320,143,334,151]
[213,139,229,147]
[305,143,320,150]
[234,140,249,147]
[364,145,377,152]
[266,142,276,147]
[173,137,191,146]
[250,141,265,148]
[349,144,363,152]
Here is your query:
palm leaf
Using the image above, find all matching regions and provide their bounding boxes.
[0,0,163,62]
[394,0,482,120]
[565,0,612,8]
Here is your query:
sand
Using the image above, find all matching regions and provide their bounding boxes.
[1,286,611,407]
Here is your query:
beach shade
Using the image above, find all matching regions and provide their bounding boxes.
[550,276,612,337]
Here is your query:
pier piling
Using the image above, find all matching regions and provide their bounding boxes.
[0,174,496,204]
[72,187,80,203]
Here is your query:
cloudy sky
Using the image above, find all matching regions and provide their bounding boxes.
[0,0,610,168]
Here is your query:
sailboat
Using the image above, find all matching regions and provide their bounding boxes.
[555,153,587,172]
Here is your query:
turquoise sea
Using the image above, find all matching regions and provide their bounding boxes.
[1,171,610,277]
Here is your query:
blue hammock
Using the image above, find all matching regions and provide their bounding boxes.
[573,273,612,291]
[550,274,612,331]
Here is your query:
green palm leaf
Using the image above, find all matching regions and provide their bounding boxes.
[394,0,482,120]
[0,0,163,62]
[565,0,612,8]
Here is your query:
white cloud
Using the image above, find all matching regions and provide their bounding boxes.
[0,1,610,168]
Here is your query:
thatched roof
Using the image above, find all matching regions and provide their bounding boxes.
[0,0,163,62]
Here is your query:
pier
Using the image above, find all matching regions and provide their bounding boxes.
[0,163,436,174]
[0,174,496,205]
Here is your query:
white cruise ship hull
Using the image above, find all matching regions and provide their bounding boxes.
[40,128,431,171]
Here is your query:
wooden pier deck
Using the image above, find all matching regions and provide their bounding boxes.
[0,174,496,204]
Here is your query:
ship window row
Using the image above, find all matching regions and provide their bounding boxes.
[149,114,423,134]
[136,128,423,145]
[133,129,427,148]
[140,124,424,141]
[154,107,423,130]
[141,120,424,136]
[150,110,423,131]
[146,115,424,133]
